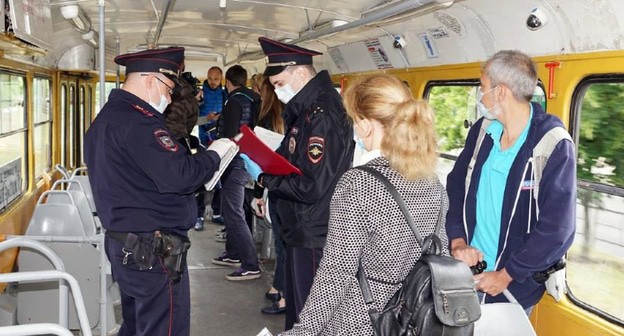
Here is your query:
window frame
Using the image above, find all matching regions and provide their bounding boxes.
[568,74,624,326]
[32,75,53,180]
[0,69,28,210]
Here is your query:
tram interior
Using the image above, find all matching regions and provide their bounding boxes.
[1,0,624,335]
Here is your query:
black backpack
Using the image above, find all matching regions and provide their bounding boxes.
[355,166,480,336]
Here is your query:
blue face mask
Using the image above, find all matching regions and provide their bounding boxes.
[476,86,500,120]
[353,127,366,150]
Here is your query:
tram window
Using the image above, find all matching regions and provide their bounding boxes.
[0,72,27,210]
[33,77,52,179]
[60,84,67,166]
[568,80,624,323]
[426,82,546,182]
[94,82,116,113]
[426,82,479,182]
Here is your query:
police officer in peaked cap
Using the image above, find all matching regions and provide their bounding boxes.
[84,46,235,336]
[240,37,354,330]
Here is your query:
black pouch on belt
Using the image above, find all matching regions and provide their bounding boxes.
[124,233,154,271]
[152,231,192,283]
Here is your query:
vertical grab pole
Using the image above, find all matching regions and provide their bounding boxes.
[99,234,107,336]
[98,0,106,110]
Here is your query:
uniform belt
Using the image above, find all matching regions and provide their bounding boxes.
[106,231,130,244]
[106,231,154,245]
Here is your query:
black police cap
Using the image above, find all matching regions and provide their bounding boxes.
[114,46,185,79]
[258,37,322,76]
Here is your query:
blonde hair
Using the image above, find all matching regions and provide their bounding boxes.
[251,73,264,94]
[343,74,438,180]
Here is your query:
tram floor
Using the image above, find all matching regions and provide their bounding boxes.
[187,220,285,336]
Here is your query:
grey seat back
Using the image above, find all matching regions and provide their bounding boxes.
[47,184,97,236]
[26,191,87,237]
[70,168,97,214]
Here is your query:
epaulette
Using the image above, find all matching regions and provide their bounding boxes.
[132,104,154,117]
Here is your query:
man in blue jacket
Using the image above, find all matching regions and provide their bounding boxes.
[446,50,576,311]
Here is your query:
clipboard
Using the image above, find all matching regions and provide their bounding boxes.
[234,125,302,176]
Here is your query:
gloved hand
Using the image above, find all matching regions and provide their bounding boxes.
[207,138,236,158]
[240,153,263,181]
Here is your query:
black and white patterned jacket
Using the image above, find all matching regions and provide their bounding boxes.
[282,157,449,336]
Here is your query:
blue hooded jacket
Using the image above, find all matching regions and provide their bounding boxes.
[445,102,576,308]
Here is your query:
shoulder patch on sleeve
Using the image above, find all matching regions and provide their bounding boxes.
[308,136,324,164]
[153,129,179,152]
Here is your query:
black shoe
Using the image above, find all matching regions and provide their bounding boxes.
[265,291,280,301]
[261,302,286,315]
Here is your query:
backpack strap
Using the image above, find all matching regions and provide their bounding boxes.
[354,165,445,307]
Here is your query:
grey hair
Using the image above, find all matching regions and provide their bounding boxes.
[482,50,537,101]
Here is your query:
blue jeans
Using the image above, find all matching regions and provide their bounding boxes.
[221,165,258,271]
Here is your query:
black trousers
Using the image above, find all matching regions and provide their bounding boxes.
[284,246,324,331]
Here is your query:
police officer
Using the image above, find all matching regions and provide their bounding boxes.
[242,37,354,330]
[84,47,233,336]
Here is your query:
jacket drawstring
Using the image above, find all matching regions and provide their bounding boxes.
[493,158,533,272]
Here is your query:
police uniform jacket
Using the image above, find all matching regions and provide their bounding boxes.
[262,70,354,248]
[84,89,221,236]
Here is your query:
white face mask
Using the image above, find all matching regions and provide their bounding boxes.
[476,86,500,120]
[148,81,169,113]
[274,74,298,104]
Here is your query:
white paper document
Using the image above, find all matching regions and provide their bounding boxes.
[204,140,239,191]
[253,126,285,151]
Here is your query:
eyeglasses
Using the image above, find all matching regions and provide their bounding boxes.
[142,74,174,95]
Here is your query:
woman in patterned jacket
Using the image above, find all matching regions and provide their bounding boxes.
[281,74,449,335]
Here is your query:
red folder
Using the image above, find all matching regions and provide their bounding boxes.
[234,125,302,176]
